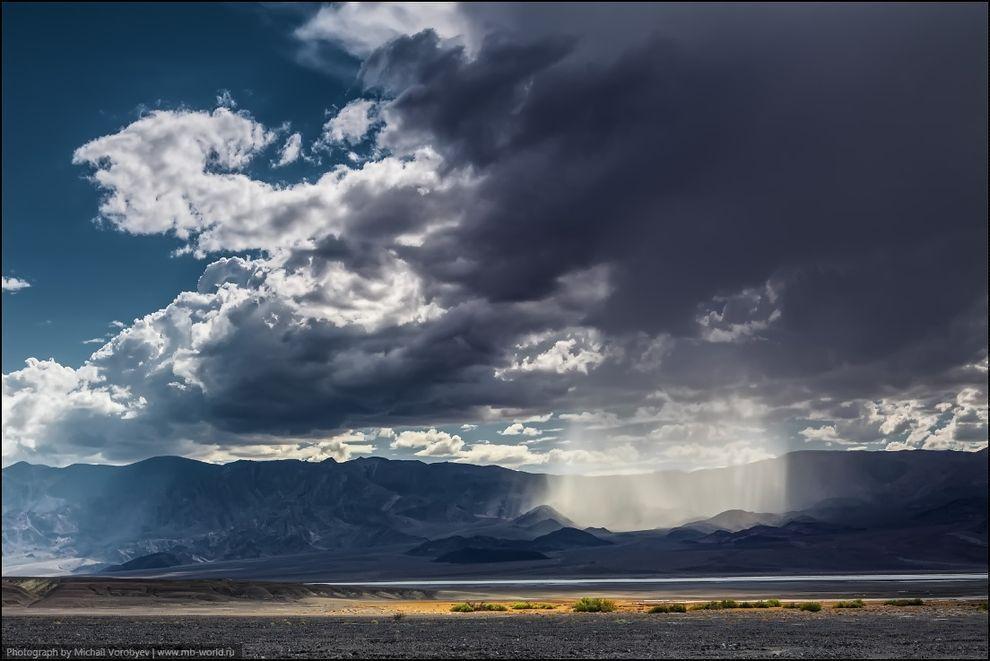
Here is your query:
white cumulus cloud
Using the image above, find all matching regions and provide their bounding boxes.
[319,99,379,147]
[273,132,303,167]
[295,2,475,58]
[2,276,31,293]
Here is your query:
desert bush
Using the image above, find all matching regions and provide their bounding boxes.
[476,602,508,611]
[797,601,822,612]
[690,599,738,610]
[647,603,687,613]
[511,602,555,610]
[573,597,617,612]
[834,599,865,609]
[695,599,780,609]
[450,601,508,612]
[883,598,924,606]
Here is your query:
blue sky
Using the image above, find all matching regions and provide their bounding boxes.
[2,3,354,372]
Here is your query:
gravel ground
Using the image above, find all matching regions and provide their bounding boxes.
[3,608,988,659]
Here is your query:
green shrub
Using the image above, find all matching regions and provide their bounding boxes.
[648,603,687,613]
[783,601,822,612]
[450,601,508,612]
[572,597,617,612]
[511,602,555,610]
[834,599,865,609]
[975,601,987,611]
[476,602,508,611]
[883,598,924,607]
[696,598,780,609]
[690,599,740,610]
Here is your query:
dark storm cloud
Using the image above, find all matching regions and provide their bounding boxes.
[117,256,597,442]
[191,296,570,435]
[367,3,987,397]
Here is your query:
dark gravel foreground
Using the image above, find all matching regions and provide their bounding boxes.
[4,611,988,659]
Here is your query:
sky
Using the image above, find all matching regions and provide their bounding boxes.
[1,2,987,472]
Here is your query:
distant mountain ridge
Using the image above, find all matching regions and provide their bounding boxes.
[2,449,986,577]
[2,456,549,570]
[513,505,576,529]
[679,509,785,534]
[407,525,610,560]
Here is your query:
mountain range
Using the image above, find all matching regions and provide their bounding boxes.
[2,449,986,579]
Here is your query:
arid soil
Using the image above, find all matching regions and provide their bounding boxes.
[3,607,988,659]
[2,578,987,658]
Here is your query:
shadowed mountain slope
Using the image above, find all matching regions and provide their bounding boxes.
[2,449,986,576]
